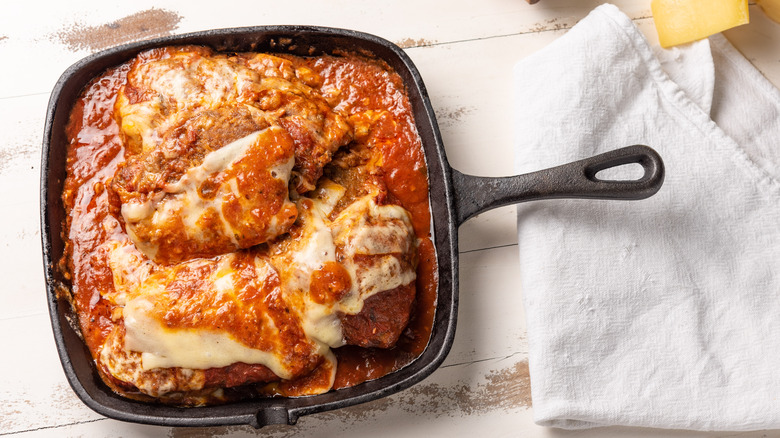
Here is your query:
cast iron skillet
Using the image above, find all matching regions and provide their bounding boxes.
[40,26,664,428]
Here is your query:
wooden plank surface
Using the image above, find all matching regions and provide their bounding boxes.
[2,0,779,436]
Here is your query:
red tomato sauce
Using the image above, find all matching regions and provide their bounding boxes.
[62,50,437,400]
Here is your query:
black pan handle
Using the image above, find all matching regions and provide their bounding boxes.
[452,144,664,226]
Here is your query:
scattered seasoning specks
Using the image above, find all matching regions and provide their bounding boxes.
[0,393,32,433]
[529,17,574,33]
[437,105,475,128]
[396,38,438,49]
[318,394,393,423]
[166,359,531,435]
[53,8,182,52]
[483,360,532,410]
[398,360,532,416]
[0,143,38,175]
[316,359,531,421]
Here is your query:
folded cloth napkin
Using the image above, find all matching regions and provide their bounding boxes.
[514,4,780,431]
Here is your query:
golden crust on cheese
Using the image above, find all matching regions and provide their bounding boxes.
[111,47,356,264]
[113,123,298,264]
[64,46,426,403]
[102,187,417,398]
[115,47,353,192]
[120,252,324,379]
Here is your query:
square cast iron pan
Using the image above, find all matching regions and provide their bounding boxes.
[41,25,664,428]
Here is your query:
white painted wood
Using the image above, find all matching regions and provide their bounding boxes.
[0,0,652,98]
[2,0,780,436]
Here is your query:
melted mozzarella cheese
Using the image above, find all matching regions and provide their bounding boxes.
[113,185,416,385]
[124,296,293,378]
[314,178,346,216]
[120,199,155,223]
[118,100,165,154]
[105,240,154,306]
[99,327,208,397]
[330,196,417,314]
[164,128,266,192]
[301,301,345,348]
[153,67,204,106]
[271,193,417,345]
[121,255,305,379]
[349,219,414,255]
[281,199,345,348]
[120,127,295,258]
[338,255,417,315]
[142,57,256,112]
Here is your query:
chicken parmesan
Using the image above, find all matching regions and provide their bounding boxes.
[60,46,436,405]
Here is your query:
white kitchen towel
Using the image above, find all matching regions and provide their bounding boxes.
[514,4,780,431]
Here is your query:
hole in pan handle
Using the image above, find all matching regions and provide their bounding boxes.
[451,144,665,226]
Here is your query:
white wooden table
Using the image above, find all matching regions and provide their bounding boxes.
[2,1,779,436]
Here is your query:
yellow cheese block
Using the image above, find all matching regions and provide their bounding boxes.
[757,0,780,23]
[652,0,749,48]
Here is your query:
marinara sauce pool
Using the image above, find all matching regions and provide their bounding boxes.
[61,48,438,403]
